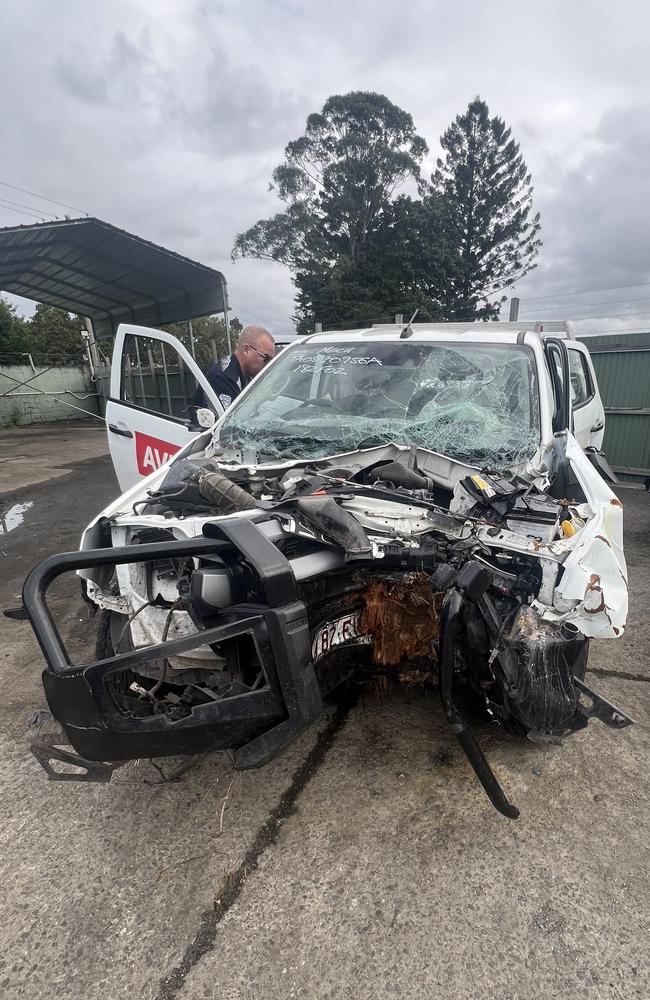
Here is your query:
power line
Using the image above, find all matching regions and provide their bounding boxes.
[498,296,650,323]
[500,298,650,319]
[232,304,293,335]
[233,304,284,326]
[516,305,650,318]
[502,296,650,312]
[0,178,87,215]
[514,294,650,311]
[0,196,58,219]
[0,202,50,221]
[518,303,650,320]
[532,312,650,324]
[514,280,650,303]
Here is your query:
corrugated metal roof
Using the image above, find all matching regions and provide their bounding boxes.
[0,217,227,339]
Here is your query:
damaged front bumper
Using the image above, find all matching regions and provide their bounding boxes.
[23,524,322,773]
[22,516,634,818]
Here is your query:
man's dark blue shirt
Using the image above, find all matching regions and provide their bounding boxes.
[194,355,248,410]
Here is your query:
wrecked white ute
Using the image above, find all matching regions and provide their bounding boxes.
[23,325,633,817]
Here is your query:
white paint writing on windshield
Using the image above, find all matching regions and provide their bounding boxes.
[291,353,383,375]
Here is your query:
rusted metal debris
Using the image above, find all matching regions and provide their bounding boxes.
[357,572,442,669]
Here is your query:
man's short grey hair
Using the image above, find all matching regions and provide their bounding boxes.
[237,325,274,349]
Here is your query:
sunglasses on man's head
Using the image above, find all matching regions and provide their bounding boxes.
[246,344,274,364]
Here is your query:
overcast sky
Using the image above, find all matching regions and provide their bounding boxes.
[1,0,649,335]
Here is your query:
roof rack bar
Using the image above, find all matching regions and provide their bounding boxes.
[368,320,576,340]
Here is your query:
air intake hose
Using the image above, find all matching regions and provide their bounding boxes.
[198,468,258,513]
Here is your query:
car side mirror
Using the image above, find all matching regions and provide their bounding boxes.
[185,407,216,431]
[195,407,216,429]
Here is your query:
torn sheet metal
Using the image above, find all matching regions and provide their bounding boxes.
[533,433,627,637]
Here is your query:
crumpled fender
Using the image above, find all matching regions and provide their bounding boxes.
[533,433,627,638]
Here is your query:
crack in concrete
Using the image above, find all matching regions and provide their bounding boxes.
[587,666,650,683]
[156,700,354,1000]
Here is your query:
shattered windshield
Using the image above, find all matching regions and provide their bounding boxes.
[219,341,540,467]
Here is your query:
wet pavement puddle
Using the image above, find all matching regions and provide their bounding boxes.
[0,501,34,534]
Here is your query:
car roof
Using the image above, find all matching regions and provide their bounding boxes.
[300,321,575,346]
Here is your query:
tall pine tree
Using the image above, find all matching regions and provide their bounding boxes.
[430,98,542,320]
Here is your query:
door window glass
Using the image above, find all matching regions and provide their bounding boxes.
[568,350,593,406]
[120,334,199,419]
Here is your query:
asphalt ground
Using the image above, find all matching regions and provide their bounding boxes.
[0,422,648,1000]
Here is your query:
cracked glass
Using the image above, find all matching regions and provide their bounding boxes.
[219,341,540,468]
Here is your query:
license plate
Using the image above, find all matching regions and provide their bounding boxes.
[311,613,370,661]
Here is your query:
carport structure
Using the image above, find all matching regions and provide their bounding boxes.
[0,216,231,357]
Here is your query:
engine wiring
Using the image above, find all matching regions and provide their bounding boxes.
[148,598,184,701]
[114,599,155,652]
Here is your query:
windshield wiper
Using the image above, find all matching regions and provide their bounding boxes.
[255,431,338,460]
[354,436,390,449]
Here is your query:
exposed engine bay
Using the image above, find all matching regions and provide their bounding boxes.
[22,434,633,819]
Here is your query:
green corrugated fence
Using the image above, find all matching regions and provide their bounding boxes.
[578,332,650,482]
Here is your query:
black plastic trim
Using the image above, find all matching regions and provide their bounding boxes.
[545,338,571,432]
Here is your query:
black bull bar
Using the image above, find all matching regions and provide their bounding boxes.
[22,521,322,775]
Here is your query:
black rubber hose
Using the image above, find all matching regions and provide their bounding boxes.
[198,471,258,512]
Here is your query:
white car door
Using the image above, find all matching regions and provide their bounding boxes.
[567,343,606,449]
[106,324,224,492]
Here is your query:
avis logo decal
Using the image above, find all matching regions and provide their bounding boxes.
[135,432,181,476]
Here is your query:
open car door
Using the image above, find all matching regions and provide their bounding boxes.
[544,336,616,481]
[566,341,606,450]
[544,338,606,449]
[106,324,224,492]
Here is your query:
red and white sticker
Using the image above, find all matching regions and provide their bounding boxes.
[311,613,370,661]
[135,431,181,476]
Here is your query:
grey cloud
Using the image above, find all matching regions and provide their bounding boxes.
[3,0,650,335]
[168,47,305,158]
[55,26,304,161]
[55,31,154,107]
[515,103,650,327]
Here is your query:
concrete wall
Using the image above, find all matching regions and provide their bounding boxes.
[0,364,100,427]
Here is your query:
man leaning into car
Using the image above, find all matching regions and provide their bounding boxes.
[194,325,276,410]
